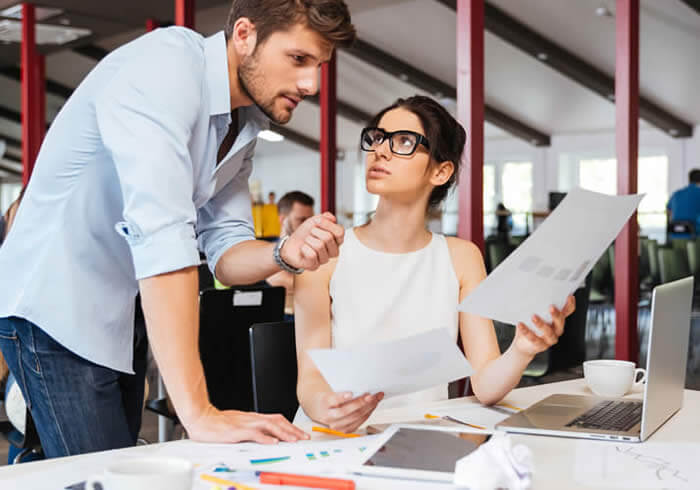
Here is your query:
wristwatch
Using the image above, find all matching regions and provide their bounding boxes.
[273,235,304,274]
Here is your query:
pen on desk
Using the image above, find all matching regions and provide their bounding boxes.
[496,402,522,411]
[200,473,258,490]
[259,471,355,490]
[312,426,362,438]
[424,413,486,430]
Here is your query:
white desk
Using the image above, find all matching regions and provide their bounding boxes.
[1,379,698,489]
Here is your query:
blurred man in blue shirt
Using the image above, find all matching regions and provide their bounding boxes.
[667,169,700,239]
[0,0,355,457]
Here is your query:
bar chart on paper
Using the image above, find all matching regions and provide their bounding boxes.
[192,433,386,475]
[305,446,368,461]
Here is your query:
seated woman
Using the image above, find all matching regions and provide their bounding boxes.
[294,95,575,433]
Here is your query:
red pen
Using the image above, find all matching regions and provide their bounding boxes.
[259,471,355,490]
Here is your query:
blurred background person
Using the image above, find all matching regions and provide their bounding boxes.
[267,191,315,319]
[495,202,513,242]
[667,168,700,240]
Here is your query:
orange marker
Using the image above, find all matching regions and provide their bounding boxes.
[260,471,355,490]
[312,426,361,438]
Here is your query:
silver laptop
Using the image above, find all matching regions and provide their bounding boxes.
[496,276,693,442]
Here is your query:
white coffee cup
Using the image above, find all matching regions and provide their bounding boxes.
[583,359,646,398]
[85,457,193,490]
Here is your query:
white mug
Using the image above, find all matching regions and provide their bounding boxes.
[85,457,193,490]
[583,360,646,398]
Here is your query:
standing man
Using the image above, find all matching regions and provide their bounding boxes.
[267,191,316,318]
[0,0,355,458]
[667,169,700,239]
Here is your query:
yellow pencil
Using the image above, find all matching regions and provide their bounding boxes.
[312,425,362,438]
[497,402,523,411]
[424,413,486,430]
[200,473,258,490]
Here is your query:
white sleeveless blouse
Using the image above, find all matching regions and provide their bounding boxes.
[329,228,461,409]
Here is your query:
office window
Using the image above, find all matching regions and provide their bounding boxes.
[637,155,668,236]
[442,160,533,237]
[501,161,533,233]
[579,157,617,196]
[578,155,669,239]
[483,164,496,232]
[1,182,22,214]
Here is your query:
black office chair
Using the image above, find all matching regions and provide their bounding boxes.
[658,247,691,284]
[522,272,593,378]
[146,286,285,426]
[667,220,695,241]
[198,262,215,291]
[249,321,298,422]
[201,287,285,412]
[485,239,514,273]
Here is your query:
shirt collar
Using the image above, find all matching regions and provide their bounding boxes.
[204,31,231,117]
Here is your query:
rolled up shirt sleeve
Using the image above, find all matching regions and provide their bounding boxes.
[197,139,257,277]
[95,30,204,280]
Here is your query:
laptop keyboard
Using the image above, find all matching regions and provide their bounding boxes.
[565,400,643,432]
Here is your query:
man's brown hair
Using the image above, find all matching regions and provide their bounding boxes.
[225,0,355,48]
[277,190,314,215]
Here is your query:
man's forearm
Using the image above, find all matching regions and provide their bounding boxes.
[215,240,280,286]
[139,266,210,426]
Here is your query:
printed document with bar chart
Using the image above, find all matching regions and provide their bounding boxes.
[458,188,643,332]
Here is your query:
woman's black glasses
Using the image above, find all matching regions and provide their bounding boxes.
[360,127,430,156]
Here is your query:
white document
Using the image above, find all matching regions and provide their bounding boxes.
[459,188,643,331]
[431,404,517,432]
[573,440,700,488]
[308,328,473,399]
[189,433,395,489]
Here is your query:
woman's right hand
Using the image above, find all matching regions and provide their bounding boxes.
[312,391,384,433]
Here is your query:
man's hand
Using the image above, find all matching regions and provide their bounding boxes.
[186,404,309,444]
[281,212,344,271]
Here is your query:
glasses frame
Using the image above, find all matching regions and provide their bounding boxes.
[360,127,431,156]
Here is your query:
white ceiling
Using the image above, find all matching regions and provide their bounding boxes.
[1,0,699,161]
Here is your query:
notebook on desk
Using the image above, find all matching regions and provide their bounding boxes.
[496,277,693,442]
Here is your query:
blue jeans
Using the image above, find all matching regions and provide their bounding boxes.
[0,316,147,458]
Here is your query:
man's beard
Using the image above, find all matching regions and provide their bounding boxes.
[238,56,291,125]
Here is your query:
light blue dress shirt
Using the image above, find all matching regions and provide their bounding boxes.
[0,27,268,373]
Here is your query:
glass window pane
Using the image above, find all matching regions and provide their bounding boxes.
[638,155,668,240]
[484,164,496,233]
[578,155,668,242]
[579,158,616,195]
[502,161,533,234]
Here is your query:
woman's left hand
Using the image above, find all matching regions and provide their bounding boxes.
[513,295,576,358]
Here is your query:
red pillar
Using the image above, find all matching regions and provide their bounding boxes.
[615,0,639,363]
[146,18,160,32]
[21,3,45,187]
[320,53,337,214]
[456,0,485,253]
[175,0,195,29]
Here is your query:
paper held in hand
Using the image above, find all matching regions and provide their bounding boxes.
[308,328,473,399]
[458,187,644,333]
